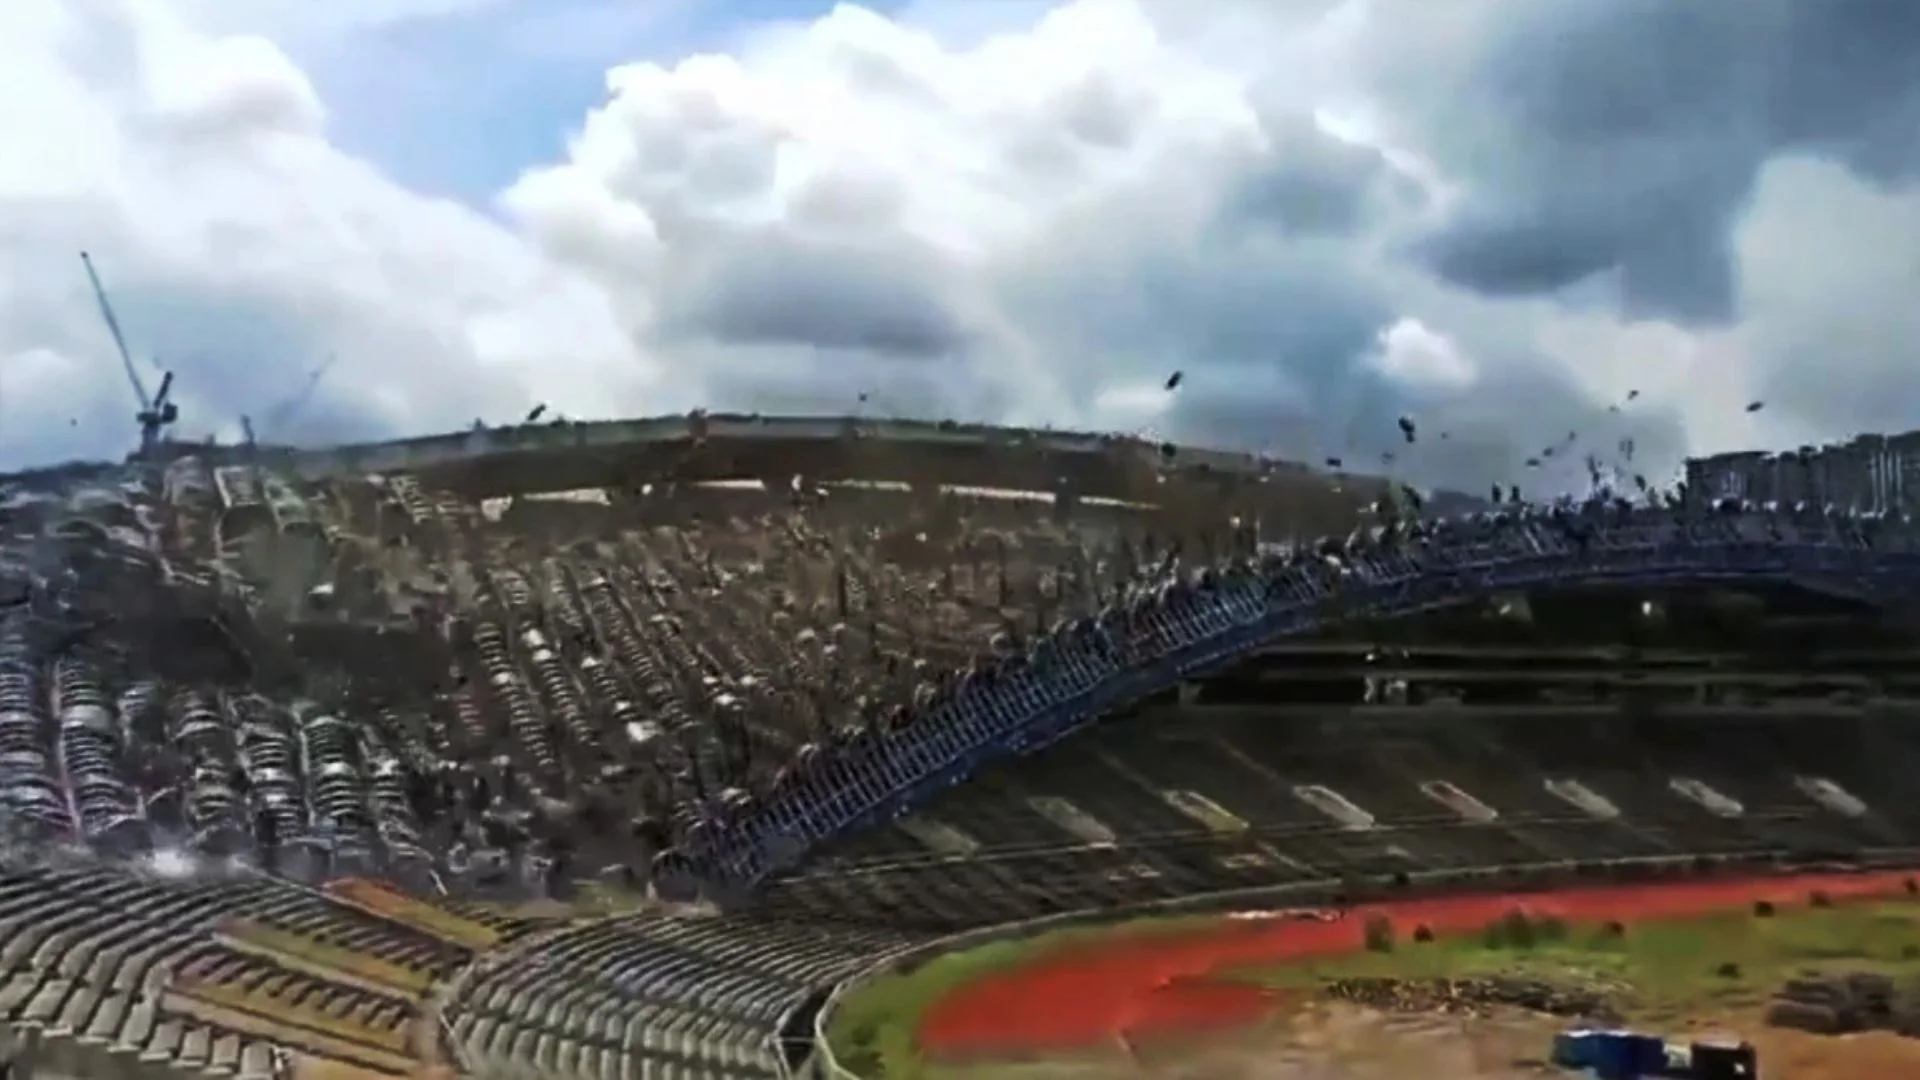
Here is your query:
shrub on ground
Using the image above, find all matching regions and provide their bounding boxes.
[1364,915,1395,953]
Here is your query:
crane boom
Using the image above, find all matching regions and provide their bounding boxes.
[79,251,151,410]
[263,353,337,436]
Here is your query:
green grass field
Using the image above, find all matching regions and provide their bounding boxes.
[1235,900,1920,1023]
[824,897,1920,1079]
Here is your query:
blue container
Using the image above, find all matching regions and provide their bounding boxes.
[1590,1030,1667,1079]
[1550,1029,1599,1069]
[1590,1031,1635,1078]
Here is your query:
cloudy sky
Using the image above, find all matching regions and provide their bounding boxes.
[3,0,1916,494]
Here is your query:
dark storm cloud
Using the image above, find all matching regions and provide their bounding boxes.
[1152,332,1689,497]
[691,341,1016,422]
[656,228,976,359]
[1223,112,1414,238]
[1373,0,1920,324]
[982,109,1696,490]
[1769,0,1920,183]
[1000,185,1396,384]
[1384,370,1689,497]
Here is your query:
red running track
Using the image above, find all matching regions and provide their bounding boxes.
[917,870,1918,1055]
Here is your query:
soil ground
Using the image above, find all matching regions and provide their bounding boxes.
[826,869,1920,1079]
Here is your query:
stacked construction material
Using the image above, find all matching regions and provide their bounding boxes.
[1764,971,1918,1036]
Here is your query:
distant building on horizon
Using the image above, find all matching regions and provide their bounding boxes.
[1685,430,1920,513]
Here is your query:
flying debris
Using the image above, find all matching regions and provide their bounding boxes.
[1627,389,1640,400]
[1163,371,1184,391]
[526,404,547,423]
[1746,401,1766,413]
[1397,416,1417,443]
[1324,456,1343,469]
[1525,457,1541,468]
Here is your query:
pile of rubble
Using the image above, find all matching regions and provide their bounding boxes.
[1765,972,1920,1037]
[1319,976,1620,1022]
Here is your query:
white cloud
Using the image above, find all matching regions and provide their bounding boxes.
[6,0,1918,497]
[145,32,325,140]
[0,0,653,466]
[1366,319,1476,390]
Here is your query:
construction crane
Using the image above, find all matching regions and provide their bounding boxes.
[241,352,336,450]
[259,353,336,441]
[79,251,178,457]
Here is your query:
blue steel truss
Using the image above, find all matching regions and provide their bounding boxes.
[692,509,1920,886]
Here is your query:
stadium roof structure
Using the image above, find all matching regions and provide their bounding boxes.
[196,412,1395,507]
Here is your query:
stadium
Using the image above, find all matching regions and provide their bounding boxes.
[3,411,1920,1080]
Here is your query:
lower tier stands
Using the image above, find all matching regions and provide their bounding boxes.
[0,857,508,1080]
[0,854,913,1080]
[444,914,914,1080]
[758,705,1920,932]
[4,705,1919,1080]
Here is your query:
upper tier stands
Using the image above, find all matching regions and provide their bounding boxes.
[4,429,1920,899]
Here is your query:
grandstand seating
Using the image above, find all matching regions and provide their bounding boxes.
[751,703,1919,932]
[696,506,1920,884]
[445,914,911,1079]
[0,855,514,1077]
[7,422,1920,1079]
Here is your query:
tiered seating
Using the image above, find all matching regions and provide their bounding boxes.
[445,914,914,1079]
[700,503,1920,884]
[759,703,1920,933]
[315,473,1151,894]
[160,950,417,1074]
[10,435,1920,898]
[10,427,1920,1080]
[0,855,510,1078]
[1363,730,1665,860]
[1482,717,1800,858]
